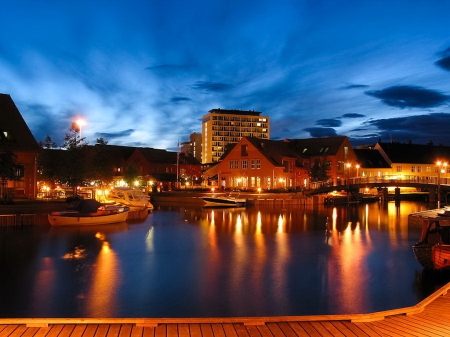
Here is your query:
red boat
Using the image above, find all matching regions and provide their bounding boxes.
[413,217,450,271]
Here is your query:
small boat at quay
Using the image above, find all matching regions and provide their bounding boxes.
[105,187,154,212]
[412,217,450,271]
[48,198,129,226]
[202,194,247,207]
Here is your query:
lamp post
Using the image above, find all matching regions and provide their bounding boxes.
[76,119,85,144]
[436,161,448,208]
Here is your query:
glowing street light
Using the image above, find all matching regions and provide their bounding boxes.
[76,119,86,143]
[436,160,448,208]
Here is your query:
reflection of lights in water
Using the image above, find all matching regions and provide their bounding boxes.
[95,232,105,240]
[277,214,285,233]
[86,240,121,317]
[62,246,86,260]
[211,210,215,227]
[145,226,154,251]
[256,211,262,234]
[332,207,337,230]
[236,214,242,233]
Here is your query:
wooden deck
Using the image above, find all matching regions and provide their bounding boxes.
[1,282,449,337]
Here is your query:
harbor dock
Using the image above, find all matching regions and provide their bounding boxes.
[1,282,450,336]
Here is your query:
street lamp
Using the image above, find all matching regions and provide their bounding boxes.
[76,119,86,143]
[436,160,448,208]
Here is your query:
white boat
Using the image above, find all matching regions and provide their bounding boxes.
[202,194,247,207]
[48,199,130,226]
[105,187,154,211]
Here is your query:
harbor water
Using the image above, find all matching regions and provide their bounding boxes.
[0,201,448,318]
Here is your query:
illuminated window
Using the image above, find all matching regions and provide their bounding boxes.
[242,160,248,169]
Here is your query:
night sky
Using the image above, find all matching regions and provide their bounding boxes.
[1,0,449,150]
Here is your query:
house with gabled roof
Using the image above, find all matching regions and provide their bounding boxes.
[203,136,308,190]
[203,136,358,191]
[0,94,40,198]
[374,141,450,179]
[354,148,391,178]
[126,147,202,191]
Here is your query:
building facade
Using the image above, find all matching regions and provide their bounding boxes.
[201,109,270,164]
[0,94,40,199]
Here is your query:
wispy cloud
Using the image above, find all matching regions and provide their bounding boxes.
[303,127,337,138]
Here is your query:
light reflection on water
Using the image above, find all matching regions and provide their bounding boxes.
[0,201,449,318]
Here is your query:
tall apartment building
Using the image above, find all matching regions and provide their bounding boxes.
[181,132,202,163]
[201,108,270,163]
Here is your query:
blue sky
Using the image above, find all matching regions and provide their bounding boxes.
[1,0,450,151]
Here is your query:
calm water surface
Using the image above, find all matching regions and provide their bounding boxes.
[0,201,448,318]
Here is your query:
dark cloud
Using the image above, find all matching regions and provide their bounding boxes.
[365,85,450,108]
[171,96,191,102]
[191,81,233,92]
[339,84,370,90]
[342,113,365,118]
[316,118,342,127]
[435,47,450,71]
[435,56,450,71]
[95,129,134,139]
[303,127,337,137]
[363,113,450,145]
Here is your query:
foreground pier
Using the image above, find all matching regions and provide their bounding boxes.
[1,282,449,336]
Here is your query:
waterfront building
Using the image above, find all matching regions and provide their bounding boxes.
[201,108,270,164]
[126,147,202,191]
[203,136,356,190]
[181,132,202,163]
[0,94,40,199]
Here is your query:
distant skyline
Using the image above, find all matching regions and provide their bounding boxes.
[1,0,450,151]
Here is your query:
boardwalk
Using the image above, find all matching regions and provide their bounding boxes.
[1,283,449,337]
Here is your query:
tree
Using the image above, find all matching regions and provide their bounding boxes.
[310,157,330,182]
[124,165,139,187]
[39,135,57,149]
[0,150,19,202]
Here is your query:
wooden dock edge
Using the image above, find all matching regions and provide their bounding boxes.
[1,282,449,327]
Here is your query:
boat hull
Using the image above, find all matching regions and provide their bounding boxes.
[202,197,246,207]
[48,210,129,226]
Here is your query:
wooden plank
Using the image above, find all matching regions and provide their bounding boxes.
[340,321,372,337]
[106,325,121,337]
[33,326,51,337]
[130,325,143,337]
[188,324,202,337]
[211,324,226,337]
[20,327,39,337]
[255,325,274,337]
[275,323,298,337]
[83,325,99,337]
[266,323,286,337]
[243,325,261,337]
[6,325,27,337]
[67,324,86,337]
[388,315,448,336]
[0,325,20,337]
[287,322,312,337]
[118,325,132,337]
[45,325,64,337]
[58,325,76,337]
[307,322,335,337]
[298,322,320,336]
[177,324,190,337]
[313,322,344,337]
[153,325,165,337]
[351,323,382,337]
[368,321,416,337]
[141,327,154,337]
[232,324,249,337]
[166,324,178,337]
[94,325,109,337]
[200,324,214,337]
[221,324,238,337]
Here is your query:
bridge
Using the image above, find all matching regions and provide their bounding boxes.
[308,175,450,203]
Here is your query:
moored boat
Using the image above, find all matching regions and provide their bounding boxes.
[202,194,247,207]
[48,198,130,226]
[412,217,450,271]
[105,187,154,212]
